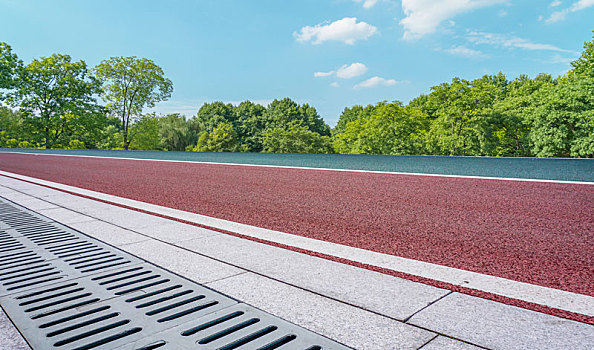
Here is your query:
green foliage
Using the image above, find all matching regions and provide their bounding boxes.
[67,140,86,149]
[94,56,173,149]
[192,102,235,134]
[265,98,330,136]
[193,122,238,152]
[97,125,123,150]
[571,32,594,79]
[129,114,161,150]
[159,113,196,151]
[333,101,427,154]
[263,125,333,153]
[529,75,594,157]
[6,54,101,149]
[0,42,22,94]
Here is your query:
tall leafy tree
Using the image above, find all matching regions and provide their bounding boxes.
[191,101,235,134]
[0,42,22,95]
[193,122,238,152]
[234,100,267,151]
[158,113,196,151]
[265,98,330,135]
[332,101,427,154]
[263,124,333,154]
[7,54,101,148]
[94,56,173,150]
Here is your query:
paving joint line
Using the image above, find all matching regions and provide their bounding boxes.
[416,334,439,350]
[404,290,455,323]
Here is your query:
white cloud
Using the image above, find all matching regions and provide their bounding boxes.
[330,82,340,88]
[294,17,378,45]
[399,0,507,40]
[354,76,398,89]
[314,63,368,79]
[444,45,487,58]
[354,0,379,8]
[546,0,594,23]
[550,0,563,7]
[467,31,576,53]
[336,63,368,78]
[314,71,334,77]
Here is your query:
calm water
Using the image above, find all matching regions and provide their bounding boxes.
[2,149,593,182]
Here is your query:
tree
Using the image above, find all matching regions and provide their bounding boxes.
[191,101,235,134]
[571,32,594,79]
[0,42,22,95]
[234,100,267,151]
[490,74,553,156]
[265,98,330,135]
[7,54,101,148]
[193,122,238,152]
[158,113,195,151]
[128,114,161,150]
[94,56,173,150]
[332,101,427,155]
[424,74,506,156]
[263,124,333,153]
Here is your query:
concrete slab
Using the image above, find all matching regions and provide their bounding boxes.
[207,272,436,350]
[36,207,96,225]
[119,239,245,284]
[408,292,594,350]
[41,193,111,214]
[420,336,482,350]
[68,220,151,247]
[17,185,66,198]
[83,205,175,229]
[9,197,58,211]
[134,221,221,243]
[179,233,448,321]
[0,307,30,350]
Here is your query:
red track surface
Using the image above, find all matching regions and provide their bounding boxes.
[1,153,593,298]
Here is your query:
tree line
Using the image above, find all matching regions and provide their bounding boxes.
[1,34,593,157]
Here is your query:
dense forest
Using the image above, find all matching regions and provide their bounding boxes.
[1,34,593,157]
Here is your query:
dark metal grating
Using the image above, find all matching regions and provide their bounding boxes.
[0,197,350,349]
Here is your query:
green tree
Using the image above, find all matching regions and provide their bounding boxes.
[98,125,123,150]
[128,114,161,150]
[7,54,101,148]
[234,100,267,151]
[158,113,195,151]
[0,42,22,95]
[265,98,330,135]
[424,74,506,156]
[571,32,594,79]
[490,74,553,156]
[333,101,427,155]
[263,124,333,153]
[191,101,235,134]
[529,75,594,157]
[193,122,238,152]
[94,56,173,150]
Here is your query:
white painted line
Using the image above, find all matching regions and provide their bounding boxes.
[1,151,592,185]
[0,169,593,317]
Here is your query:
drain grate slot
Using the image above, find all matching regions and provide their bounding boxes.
[0,196,349,349]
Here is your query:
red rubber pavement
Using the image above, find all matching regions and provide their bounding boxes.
[1,153,592,297]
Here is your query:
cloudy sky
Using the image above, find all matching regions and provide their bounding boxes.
[1,0,593,125]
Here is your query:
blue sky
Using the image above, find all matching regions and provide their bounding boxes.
[1,0,593,126]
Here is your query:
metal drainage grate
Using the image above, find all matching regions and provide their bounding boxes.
[0,197,350,349]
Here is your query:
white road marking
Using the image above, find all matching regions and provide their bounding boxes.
[0,169,592,317]
[1,151,592,185]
